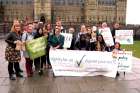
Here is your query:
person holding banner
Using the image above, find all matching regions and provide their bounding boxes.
[99,22,114,52]
[76,24,87,42]
[68,27,76,50]
[95,35,106,51]
[48,26,65,49]
[75,33,90,50]
[113,42,121,51]
[75,24,88,50]
[22,23,34,77]
[112,42,126,77]
[90,26,97,51]
[34,27,45,75]
[85,26,92,50]
[5,20,23,80]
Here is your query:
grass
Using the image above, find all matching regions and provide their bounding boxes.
[121,41,140,58]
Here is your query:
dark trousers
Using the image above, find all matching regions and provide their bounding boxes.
[46,46,51,65]
[90,42,96,51]
[34,56,46,71]
[8,62,20,76]
[25,58,33,75]
[34,57,40,71]
[41,55,46,68]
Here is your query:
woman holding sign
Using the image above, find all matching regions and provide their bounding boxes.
[95,35,106,51]
[22,23,34,77]
[34,27,45,75]
[112,42,124,77]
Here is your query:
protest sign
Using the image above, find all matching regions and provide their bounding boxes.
[50,49,118,78]
[117,51,132,72]
[61,33,73,48]
[26,37,47,59]
[115,30,133,44]
[99,28,114,46]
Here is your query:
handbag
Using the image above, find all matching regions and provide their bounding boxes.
[15,41,22,50]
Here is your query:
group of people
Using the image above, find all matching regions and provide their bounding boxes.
[5,18,122,80]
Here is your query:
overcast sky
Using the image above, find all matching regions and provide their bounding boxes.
[126,0,140,25]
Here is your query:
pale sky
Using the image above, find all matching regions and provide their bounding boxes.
[126,0,140,25]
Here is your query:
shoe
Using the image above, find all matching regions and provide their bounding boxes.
[16,73,23,78]
[19,69,23,73]
[48,65,52,69]
[27,74,33,77]
[35,67,39,71]
[116,72,120,77]
[38,70,43,75]
[9,75,16,80]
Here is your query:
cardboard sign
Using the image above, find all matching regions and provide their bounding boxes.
[115,30,133,44]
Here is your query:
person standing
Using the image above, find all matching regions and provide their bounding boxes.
[48,26,65,49]
[68,27,76,50]
[56,20,66,33]
[5,20,23,80]
[90,26,97,51]
[42,23,53,69]
[32,20,39,36]
[99,22,114,52]
[34,27,45,75]
[75,24,88,50]
[95,35,106,51]
[111,23,120,43]
[22,23,34,77]
[112,42,123,77]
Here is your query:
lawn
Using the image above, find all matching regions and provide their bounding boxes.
[121,41,140,58]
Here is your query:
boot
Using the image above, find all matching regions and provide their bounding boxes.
[9,74,16,80]
[116,72,120,77]
[38,70,43,76]
[16,73,23,78]
[19,69,23,73]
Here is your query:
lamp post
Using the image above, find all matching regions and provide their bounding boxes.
[81,0,85,24]
[115,0,117,23]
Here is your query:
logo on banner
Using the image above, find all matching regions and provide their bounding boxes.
[75,55,86,67]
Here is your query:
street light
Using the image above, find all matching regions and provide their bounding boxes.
[81,0,85,23]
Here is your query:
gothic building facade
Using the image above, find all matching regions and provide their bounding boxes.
[0,0,127,25]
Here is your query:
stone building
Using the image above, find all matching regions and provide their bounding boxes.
[0,0,34,22]
[0,0,127,25]
[34,0,51,23]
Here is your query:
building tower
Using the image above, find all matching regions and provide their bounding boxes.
[116,0,127,24]
[34,0,51,23]
[84,0,97,24]
[0,1,4,22]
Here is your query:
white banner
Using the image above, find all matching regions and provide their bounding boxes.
[99,28,114,46]
[50,49,118,78]
[115,30,133,44]
[61,33,73,48]
[117,51,132,72]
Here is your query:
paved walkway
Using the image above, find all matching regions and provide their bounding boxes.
[0,39,140,93]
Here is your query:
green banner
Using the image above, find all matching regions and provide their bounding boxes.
[26,37,47,59]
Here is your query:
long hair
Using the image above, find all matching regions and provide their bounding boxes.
[96,34,105,44]
[96,34,106,51]
[11,19,21,33]
[114,42,121,50]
